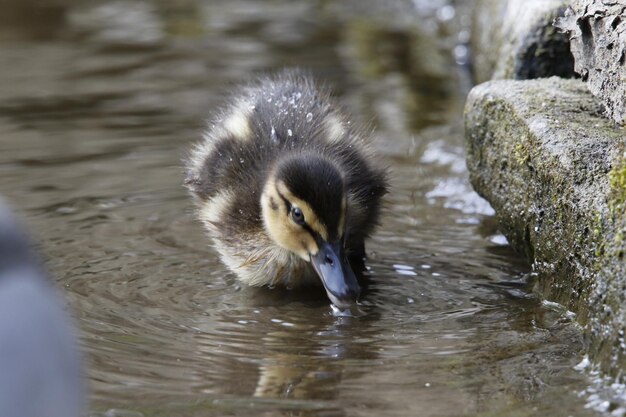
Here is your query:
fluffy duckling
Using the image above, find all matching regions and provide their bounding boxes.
[185,71,387,308]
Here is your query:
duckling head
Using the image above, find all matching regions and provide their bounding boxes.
[261,152,360,308]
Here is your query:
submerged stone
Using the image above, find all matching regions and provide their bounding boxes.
[465,77,626,378]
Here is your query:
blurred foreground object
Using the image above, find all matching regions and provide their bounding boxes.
[0,199,84,417]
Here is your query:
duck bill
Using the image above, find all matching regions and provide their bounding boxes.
[311,240,360,309]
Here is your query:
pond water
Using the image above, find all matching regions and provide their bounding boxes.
[0,0,603,416]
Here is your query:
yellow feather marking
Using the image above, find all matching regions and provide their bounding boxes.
[262,178,319,259]
[190,101,252,174]
[325,114,346,143]
[276,181,328,243]
[223,108,252,140]
[199,190,234,228]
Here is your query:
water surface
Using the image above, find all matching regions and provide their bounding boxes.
[0,1,600,416]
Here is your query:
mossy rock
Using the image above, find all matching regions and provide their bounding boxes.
[465,77,626,378]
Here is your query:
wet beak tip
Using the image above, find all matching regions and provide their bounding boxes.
[311,240,360,307]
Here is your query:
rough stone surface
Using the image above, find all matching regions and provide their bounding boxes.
[471,0,575,84]
[465,77,626,377]
[556,0,626,125]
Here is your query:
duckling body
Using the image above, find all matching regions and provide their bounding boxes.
[185,71,387,307]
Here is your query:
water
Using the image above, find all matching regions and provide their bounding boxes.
[0,0,604,416]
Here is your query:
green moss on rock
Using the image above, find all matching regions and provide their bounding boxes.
[609,154,626,211]
[465,77,626,379]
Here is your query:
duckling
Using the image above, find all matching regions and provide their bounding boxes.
[184,71,387,308]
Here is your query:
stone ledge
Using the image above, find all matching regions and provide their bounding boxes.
[465,77,626,376]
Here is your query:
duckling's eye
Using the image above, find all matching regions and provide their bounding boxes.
[290,207,305,225]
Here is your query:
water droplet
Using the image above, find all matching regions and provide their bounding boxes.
[306,112,313,122]
[270,126,278,143]
[267,97,272,103]
[287,129,293,137]
[239,158,244,164]
[407,297,415,304]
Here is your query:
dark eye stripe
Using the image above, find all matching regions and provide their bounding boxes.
[303,223,321,242]
[275,190,320,240]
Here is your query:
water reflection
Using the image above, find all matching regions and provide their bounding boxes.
[346,22,459,131]
[250,317,375,400]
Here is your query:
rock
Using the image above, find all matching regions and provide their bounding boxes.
[471,0,575,84]
[465,77,626,377]
[556,0,626,125]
